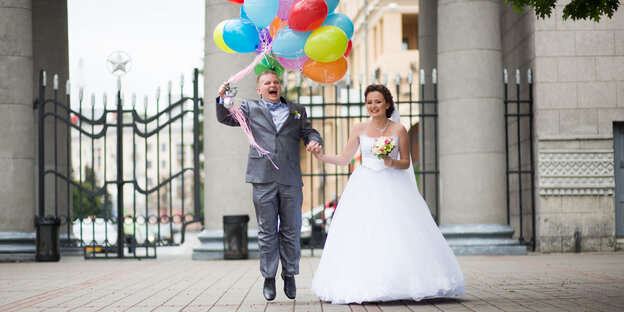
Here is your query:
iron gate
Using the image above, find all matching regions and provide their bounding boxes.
[284,70,439,250]
[35,68,203,259]
[504,69,536,251]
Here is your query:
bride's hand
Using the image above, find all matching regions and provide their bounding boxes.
[383,156,393,168]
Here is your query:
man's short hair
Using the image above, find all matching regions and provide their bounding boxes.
[256,70,279,84]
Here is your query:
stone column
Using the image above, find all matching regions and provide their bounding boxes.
[32,0,74,250]
[437,0,525,254]
[0,1,35,261]
[417,0,439,219]
[194,0,258,259]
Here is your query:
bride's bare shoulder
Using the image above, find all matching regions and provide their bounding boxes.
[352,122,369,134]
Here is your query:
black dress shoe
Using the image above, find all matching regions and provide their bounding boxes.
[281,274,296,299]
[263,278,276,301]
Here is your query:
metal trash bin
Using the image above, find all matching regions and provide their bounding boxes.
[35,216,61,262]
[223,215,250,259]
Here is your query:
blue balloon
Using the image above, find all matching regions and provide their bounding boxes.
[244,0,279,28]
[223,18,260,53]
[325,0,340,13]
[240,5,248,20]
[322,13,354,40]
[272,27,311,59]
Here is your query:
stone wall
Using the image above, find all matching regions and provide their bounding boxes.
[531,3,624,252]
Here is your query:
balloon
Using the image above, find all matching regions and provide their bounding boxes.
[322,13,353,39]
[344,40,352,57]
[302,56,348,84]
[325,0,339,13]
[269,17,287,38]
[228,0,244,4]
[213,20,236,53]
[277,0,296,20]
[255,28,273,54]
[223,18,260,53]
[304,25,348,62]
[277,55,309,71]
[244,0,279,28]
[254,55,285,77]
[272,27,311,59]
[240,4,248,19]
[288,0,328,32]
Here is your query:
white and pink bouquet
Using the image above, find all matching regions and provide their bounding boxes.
[372,136,396,159]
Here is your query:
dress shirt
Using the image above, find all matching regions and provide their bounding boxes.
[260,98,289,131]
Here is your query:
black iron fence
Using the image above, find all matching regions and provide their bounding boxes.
[284,70,439,250]
[504,68,536,251]
[35,68,203,259]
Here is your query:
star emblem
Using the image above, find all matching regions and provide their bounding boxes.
[107,51,132,76]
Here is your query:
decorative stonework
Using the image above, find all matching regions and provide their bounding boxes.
[538,150,614,196]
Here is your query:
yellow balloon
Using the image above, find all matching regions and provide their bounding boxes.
[213,20,236,53]
[304,25,348,63]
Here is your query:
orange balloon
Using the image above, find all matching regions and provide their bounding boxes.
[269,17,288,38]
[302,56,348,84]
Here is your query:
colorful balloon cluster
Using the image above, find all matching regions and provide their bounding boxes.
[213,0,353,84]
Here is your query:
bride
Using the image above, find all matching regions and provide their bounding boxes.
[310,84,466,304]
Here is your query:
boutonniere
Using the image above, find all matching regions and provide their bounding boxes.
[291,110,301,120]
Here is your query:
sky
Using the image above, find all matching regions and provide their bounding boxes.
[68,0,205,109]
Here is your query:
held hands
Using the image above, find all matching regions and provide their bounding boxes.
[306,141,323,159]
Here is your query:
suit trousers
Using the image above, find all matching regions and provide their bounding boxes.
[252,182,303,278]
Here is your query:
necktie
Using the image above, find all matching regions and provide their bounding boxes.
[266,102,283,111]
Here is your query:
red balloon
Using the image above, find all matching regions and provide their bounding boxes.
[228,0,244,3]
[288,0,328,32]
[344,40,352,57]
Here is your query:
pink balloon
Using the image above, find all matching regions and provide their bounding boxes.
[277,55,309,71]
[277,0,296,20]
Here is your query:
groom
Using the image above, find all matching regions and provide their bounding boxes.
[216,70,323,301]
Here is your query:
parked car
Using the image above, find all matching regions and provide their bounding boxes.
[300,204,335,247]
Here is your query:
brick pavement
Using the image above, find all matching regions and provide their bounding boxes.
[1,250,623,311]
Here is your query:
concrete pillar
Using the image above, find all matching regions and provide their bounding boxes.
[194,0,258,259]
[0,1,35,260]
[417,0,439,219]
[32,0,72,243]
[437,0,524,254]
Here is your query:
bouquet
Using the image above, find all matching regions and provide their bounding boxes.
[371,136,396,159]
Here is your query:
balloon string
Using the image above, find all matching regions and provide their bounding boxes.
[224,31,281,170]
[224,101,279,170]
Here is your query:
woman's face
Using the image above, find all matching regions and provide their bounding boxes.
[366,91,389,118]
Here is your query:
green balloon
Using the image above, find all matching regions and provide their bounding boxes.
[254,55,285,77]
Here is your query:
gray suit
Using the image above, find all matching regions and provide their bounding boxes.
[216,96,322,277]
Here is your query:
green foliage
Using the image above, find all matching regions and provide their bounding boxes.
[506,0,620,22]
[72,166,112,219]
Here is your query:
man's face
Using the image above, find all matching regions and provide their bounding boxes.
[256,73,281,103]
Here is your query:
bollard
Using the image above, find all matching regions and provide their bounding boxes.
[35,216,61,261]
[223,215,250,259]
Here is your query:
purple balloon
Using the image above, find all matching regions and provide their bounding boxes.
[277,0,296,20]
[255,28,273,54]
[277,55,309,71]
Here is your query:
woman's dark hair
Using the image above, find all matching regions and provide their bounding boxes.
[364,84,395,118]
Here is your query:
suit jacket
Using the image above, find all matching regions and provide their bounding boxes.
[216,96,322,187]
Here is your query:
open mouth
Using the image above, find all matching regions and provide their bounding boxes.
[269,90,278,96]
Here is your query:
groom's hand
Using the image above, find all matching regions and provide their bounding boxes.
[306,141,322,154]
[218,82,229,97]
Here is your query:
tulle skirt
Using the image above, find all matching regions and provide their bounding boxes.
[311,165,466,304]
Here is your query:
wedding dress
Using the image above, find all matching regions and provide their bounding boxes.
[311,134,466,304]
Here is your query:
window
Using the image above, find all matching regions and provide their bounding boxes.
[162,160,167,169]
[402,14,418,50]
[147,161,152,169]
[146,143,152,151]
[161,143,167,152]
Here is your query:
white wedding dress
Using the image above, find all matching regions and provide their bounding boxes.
[311,135,466,304]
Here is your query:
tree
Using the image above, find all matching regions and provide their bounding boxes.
[506,0,620,22]
[72,165,112,219]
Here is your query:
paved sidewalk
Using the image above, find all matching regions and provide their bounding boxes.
[1,250,623,312]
